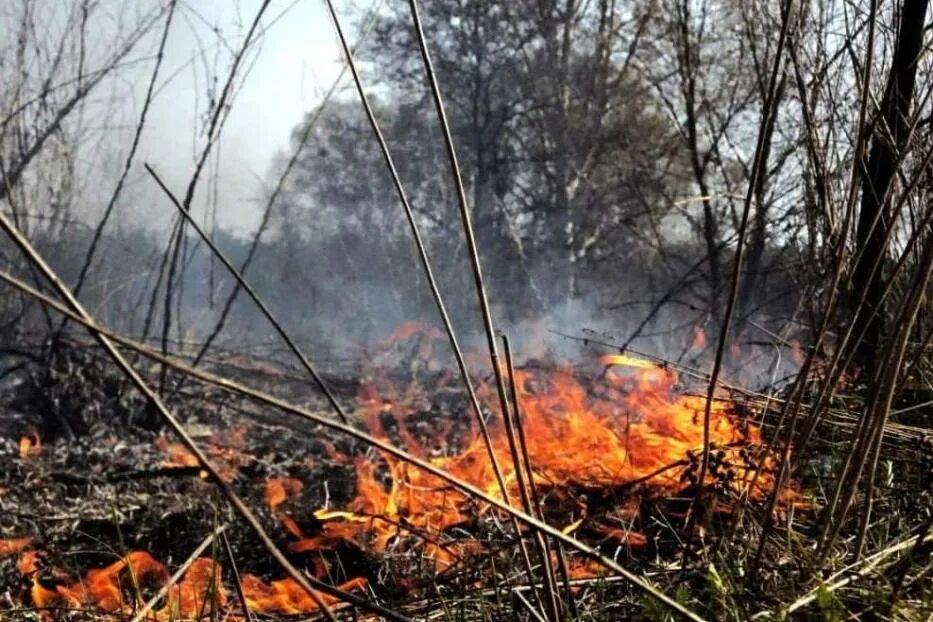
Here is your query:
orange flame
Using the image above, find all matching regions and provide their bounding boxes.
[240,575,367,615]
[0,537,32,557]
[17,547,367,619]
[16,325,795,618]
[275,330,791,574]
[19,428,41,459]
[24,551,225,620]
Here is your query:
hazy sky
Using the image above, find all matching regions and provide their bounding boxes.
[131,0,349,234]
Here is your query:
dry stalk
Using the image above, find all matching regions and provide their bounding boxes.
[156,0,272,394]
[191,0,385,369]
[69,0,178,303]
[404,0,523,527]
[513,588,549,622]
[502,334,565,620]
[322,0,512,529]
[751,162,933,573]
[748,0,933,577]
[145,164,350,425]
[773,528,933,618]
[820,226,933,559]
[796,140,933,456]
[129,524,226,622]
[685,0,796,559]
[220,530,254,622]
[323,5,549,615]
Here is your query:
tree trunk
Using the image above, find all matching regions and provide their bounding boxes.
[850,0,929,369]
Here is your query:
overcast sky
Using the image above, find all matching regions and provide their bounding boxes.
[128,0,349,235]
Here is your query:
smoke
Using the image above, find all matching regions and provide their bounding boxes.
[59,0,346,236]
[2,1,805,396]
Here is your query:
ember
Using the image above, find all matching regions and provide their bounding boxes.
[19,428,41,460]
[692,326,708,350]
[154,426,250,482]
[0,537,32,558]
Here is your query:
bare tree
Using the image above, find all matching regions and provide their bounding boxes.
[637,0,761,332]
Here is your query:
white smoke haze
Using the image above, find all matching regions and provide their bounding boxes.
[1,0,809,392]
[4,4,933,620]
[40,0,345,235]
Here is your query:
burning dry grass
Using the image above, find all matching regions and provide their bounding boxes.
[18,551,226,620]
[0,331,929,621]
[293,349,793,576]
[0,327,804,620]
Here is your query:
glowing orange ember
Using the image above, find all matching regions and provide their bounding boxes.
[0,536,32,557]
[19,428,41,459]
[154,436,200,468]
[692,326,708,350]
[17,550,40,574]
[154,426,249,482]
[265,477,303,509]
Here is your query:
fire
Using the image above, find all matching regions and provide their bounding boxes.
[240,575,366,615]
[10,326,794,618]
[20,551,226,620]
[0,536,32,557]
[15,547,363,619]
[154,426,249,481]
[266,329,789,577]
[19,428,41,459]
[601,353,659,369]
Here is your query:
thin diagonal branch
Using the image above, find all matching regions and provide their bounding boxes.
[145,163,350,424]
[0,212,410,622]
